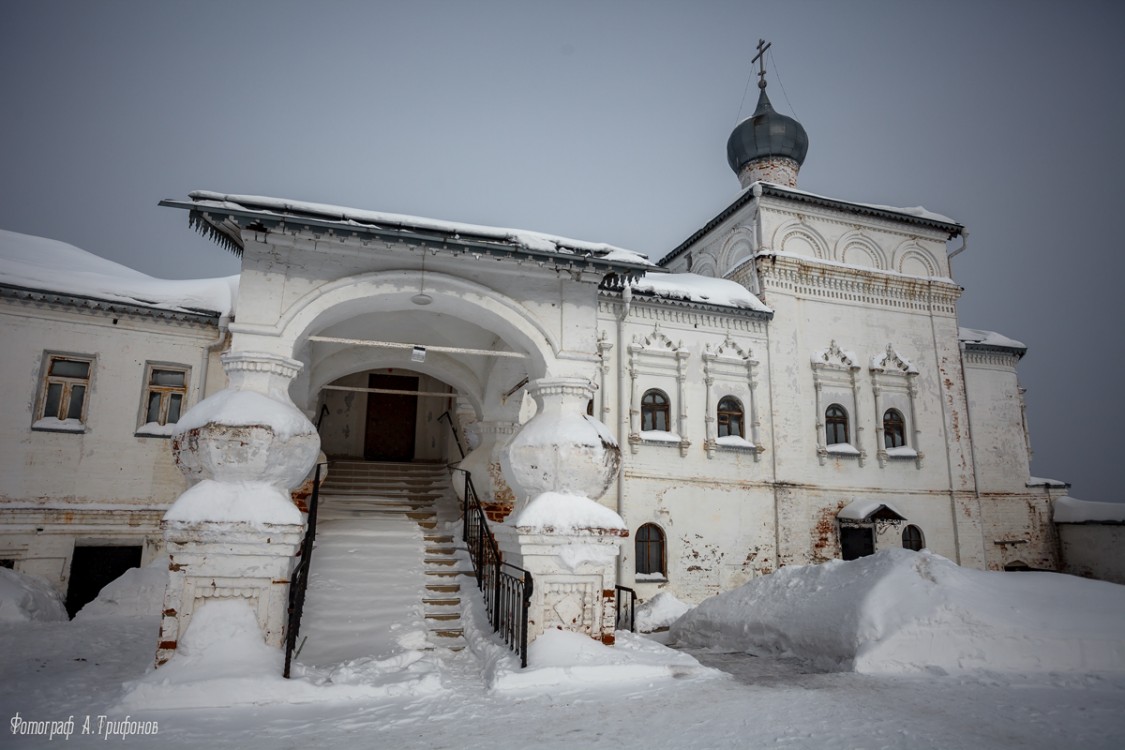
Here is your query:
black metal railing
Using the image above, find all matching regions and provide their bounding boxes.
[438,410,465,459]
[615,584,636,633]
[284,461,325,678]
[456,468,533,668]
[315,403,329,431]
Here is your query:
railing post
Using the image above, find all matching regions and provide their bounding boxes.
[520,569,532,668]
[492,559,502,630]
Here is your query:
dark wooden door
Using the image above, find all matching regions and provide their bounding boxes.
[364,374,418,461]
[840,526,875,561]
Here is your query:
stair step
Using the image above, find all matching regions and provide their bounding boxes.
[425,583,461,593]
[430,628,464,638]
[422,597,461,606]
[424,569,475,578]
[424,612,461,622]
[424,534,455,543]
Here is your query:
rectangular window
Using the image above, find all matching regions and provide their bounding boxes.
[33,354,93,432]
[137,364,189,437]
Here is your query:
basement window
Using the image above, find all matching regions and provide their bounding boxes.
[32,354,94,432]
[136,364,189,437]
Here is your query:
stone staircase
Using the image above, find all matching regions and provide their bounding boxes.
[315,460,471,652]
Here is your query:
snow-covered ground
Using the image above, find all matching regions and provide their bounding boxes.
[3,551,1124,749]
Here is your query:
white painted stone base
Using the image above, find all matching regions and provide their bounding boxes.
[156,520,302,666]
[493,523,624,645]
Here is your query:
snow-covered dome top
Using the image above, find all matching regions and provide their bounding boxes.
[726,85,809,188]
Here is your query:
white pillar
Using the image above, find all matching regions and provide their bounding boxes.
[499,377,625,644]
[157,351,319,666]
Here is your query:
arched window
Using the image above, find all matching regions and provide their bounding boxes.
[883,409,906,449]
[641,389,670,432]
[717,396,744,439]
[635,523,666,576]
[825,404,849,445]
[902,524,924,551]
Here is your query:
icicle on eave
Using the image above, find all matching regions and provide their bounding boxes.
[189,211,244,258]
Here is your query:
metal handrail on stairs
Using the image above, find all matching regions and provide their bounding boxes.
[453,468,533,668]
[284,461,325,678]
[438,410,465,459]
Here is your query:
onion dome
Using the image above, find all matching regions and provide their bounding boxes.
[726,86,809,188]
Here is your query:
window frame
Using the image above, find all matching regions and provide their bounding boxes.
[716,395,745,439]
[825,403,849,446]
[640,389,671,433]
[136,362,191,437]
[902,524,925,551]
[32,352,95,433]
[635,522,667,578]
[883,408,906,449]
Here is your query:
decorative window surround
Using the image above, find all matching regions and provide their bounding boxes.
[870,344,924,469]
[811,341,865,465]
[627,324,690,456]
[702,335,763,460]
[595,331,613,424]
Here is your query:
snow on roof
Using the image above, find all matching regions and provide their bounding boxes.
[629,272,771,313]
[959,327,1026,351]
[0,228,238,317]
[1054,496,1125,524]
[837,499,906,521]
[660,181,961,268]
[751,182,958,226]
[186,191,654,266]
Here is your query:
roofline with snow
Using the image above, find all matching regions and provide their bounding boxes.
[0,283,222,324]
[659,183,964,267]
[597,287,773,321]
[961,340,1027,359]
[160,197,659,281]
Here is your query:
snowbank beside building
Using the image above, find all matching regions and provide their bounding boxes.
[0,568,68,622]
[670,549,1125,675]
[635,592,693,633]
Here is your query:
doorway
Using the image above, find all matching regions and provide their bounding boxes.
[65,545,142,618]
[364,373,418,461]
[839,526,874,561]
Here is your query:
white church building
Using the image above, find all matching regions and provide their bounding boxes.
[0,64,1070,660]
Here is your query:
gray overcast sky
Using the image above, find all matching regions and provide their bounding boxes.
[2,1,1122,500]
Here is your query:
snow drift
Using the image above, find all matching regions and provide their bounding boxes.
[671,549,1125,675]
[75,560,168,620]
[0,568,67,622]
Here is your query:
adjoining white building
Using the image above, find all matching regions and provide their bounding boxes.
[0,67,1066,653]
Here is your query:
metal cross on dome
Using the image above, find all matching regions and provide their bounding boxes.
[752,38,772,90]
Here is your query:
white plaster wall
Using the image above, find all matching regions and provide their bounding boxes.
[962,351,1032,493]
[1058,523,1125,584]
[0,298,225,590]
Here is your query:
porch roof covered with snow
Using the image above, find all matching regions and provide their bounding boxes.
[161,191,658,282]
[837,500,907,525]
